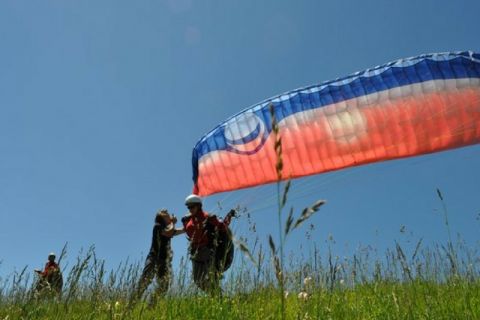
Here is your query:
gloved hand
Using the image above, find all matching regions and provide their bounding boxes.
[227,209,237,218]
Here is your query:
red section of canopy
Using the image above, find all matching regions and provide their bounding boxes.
[195,86,480,196]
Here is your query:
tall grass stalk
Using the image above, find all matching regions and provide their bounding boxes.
[270,103,287,320]
[436,188,458,276]
[268,104,326,319]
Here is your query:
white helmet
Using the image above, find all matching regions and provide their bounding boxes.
[185,194,202,206]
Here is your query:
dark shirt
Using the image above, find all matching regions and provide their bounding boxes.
[148,222,171,261]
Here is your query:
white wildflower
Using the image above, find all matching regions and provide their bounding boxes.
[303,276,312,287]
[298,291,308,300]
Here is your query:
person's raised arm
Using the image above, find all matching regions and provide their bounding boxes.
[173,228,186,236]
[160,227,185,238]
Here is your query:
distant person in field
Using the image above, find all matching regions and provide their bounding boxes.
[135,209,185,300]
[182,194,236,293]
[34,252,63,295]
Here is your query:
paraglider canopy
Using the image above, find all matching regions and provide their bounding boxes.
[192,51,480,196]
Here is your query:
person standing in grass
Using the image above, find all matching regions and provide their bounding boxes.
[182,194,235,293]
[34,252,63,296]
[135,209,185,300]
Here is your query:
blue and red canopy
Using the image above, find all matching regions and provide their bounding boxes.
[192,51,480,196]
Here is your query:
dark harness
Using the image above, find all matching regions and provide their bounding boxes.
[182,214,234,272]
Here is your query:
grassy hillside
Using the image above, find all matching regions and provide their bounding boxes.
[2,280,479,319]
[1,237,479,320]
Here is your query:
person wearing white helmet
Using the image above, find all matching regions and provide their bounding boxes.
[34,252,63,295]
[181,194,236,293]
[135,209,185,302]
[184,194,202,207]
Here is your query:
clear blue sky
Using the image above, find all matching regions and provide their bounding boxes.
[1,0,479,277]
